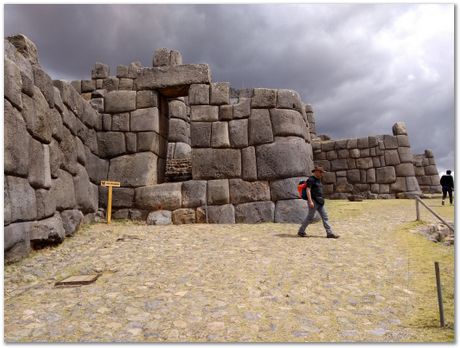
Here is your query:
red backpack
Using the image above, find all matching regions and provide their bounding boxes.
[297,181,308,200]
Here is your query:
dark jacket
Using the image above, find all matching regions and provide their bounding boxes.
[440,174,454,189]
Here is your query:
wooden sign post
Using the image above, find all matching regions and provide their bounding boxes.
[100,180,121,224]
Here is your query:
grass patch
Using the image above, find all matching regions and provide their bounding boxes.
[392,221,455,342]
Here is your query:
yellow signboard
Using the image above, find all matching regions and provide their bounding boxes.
[100,180,121,224]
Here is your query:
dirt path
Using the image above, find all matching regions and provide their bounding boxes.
[4,199,454,342]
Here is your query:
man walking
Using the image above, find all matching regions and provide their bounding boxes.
[440,170,454,205]
[298,166,339,239]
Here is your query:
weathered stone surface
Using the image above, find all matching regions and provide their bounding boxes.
[326,151,338,160]
[73,165,98,213]
[396,135,410,147]
[270,176,308,201]
[102,77,119,92]
[376,166,396,184]
[425,165,439,175]
[4,57,23,110]
[85,147,109,184]
[252,88,276,108]
[4,221,32,263]
[136,64,211,89]
[4,100,30,176]
[7,176,37,222]
[207,204,235,224]
[53,80,81,115]
[406,176,421,192]
[366,168,376,183]
[91,62,109,79]
[189,84,210,105]
[4,177,12,225]
[168,99,187,120]
[119,78,133,90]
[274,199,317,224]
[270,109,306,138]
[70,80,81,93]
[356,157,373,170]
[233,98,251,119]
[146,210,172,225]
[22,89,53,143]
[97,132,126,158]
[384,150,400,166]
[192,149,241,179]
[99,187,135,208]
[28,139,51,189]
[33,66,54,108]
[109,152,159,187]
[29,213,66,248]
[60,210,84,236]
[131,107,159,132]
[125,133,137,153]
[248,109,273,145]
[357,137,369,149]
[210,82,230,105]
[135,183,182,210]
[395,163,415,177]
[81,80,95,92]
[153,48,182,66]
[110,112,129,131]
[276,89,302,110]
[137,90,158,109]
[207,179,230,205]
[182,180,207,208]
[174,142,192,159]
[191,122,212,147]
[211,122,230,148]
[392,122,408,135]
[190,105,219,122]
[113,209,129,220]
[235,201,274,223]
[219,105,233,121]
[228,119,248,148]
[169,118,190,143]
[256,137,313,180]
[137,132,166,156]
[390,177,407,193]
[104,90,136,113]
[117,65,128,78]
[172,208,196,224]
[229,179,270,204]
[8,34,39,65]
[242,146,257,181]
[347,169,361,184]
[383,135,399,149]
[102,114,112,131]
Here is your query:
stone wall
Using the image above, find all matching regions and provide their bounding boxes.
[312,122,422,198]
[5,35,106,262]
[414,150,442,193]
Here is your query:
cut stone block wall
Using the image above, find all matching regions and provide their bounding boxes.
[414,150,442,193]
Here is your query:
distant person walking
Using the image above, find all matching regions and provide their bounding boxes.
[298,166,339,239]
[440,170,454,205]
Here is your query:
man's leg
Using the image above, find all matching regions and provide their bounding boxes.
[448,188,453,205]
[442,188,447,205]
[316,204,339,238]
[298,204,317,236]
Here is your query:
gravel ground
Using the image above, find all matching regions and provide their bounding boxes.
[4,199,454,342]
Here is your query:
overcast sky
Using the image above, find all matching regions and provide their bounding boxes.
[4,4,455,174]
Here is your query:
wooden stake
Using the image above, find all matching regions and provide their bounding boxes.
[435,261,445,328]
[101,180,121,224]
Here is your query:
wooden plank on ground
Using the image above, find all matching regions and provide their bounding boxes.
[55,274,100,287]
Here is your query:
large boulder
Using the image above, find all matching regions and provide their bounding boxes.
[191,122,212,147]
[35,188,56,220]
[190,105,219,122]
[29,213,66,248]
[73,165,98,213]
[229,179,270,204]
[192,148,241,179]
[182,180,207,208]
[376,166,396,184]
[136,64,211,89]
[99,187,135,208]
[4,221,32,263]
[84,147,109,184]
[131,107,159,132]
[248,109,273,145]
[109,152,159,187]
[228,119,248,148]
[4,57,23,110]
[172,208,196,224]
[135,183,182,210]
[207,179,230,205]
[235,201,275,223]
[146,210,172,225]
[210,82,230,105]
[169,118,190,143]
[207,204,235,224]
[274,199,320,224]
[276,89,302,110]
[251,88,276,108]
[60,210,84,236]
[6,176,37,222]
[33,65,54,108]
[21,88,53,144]
[270,108,306,138]
[270,176,308,201]
[97,132,126,158]
[256,137,313,180]
[28,139,52,189]
[189,84,210,105]
[50,170,77,211]
[241,146,257,181]
[104,90,136,113]
[153,48,183,67]
[211,122,230,148]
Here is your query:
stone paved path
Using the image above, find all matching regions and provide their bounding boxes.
[3,200,451,342]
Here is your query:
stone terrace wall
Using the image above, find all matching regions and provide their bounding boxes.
[312,122,422,199]
[414,150,442,193]
[4,35,107,262]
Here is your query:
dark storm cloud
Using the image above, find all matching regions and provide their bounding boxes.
[4,4,454,172]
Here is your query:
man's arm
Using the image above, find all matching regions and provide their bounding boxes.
[306,187,314,208]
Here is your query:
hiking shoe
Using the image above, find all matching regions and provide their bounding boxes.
[327,233,340,239]
[442,200,445,206]
[297,232,307,237]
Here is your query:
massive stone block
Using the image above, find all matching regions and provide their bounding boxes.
[33,66,54,108]
[153,48,183,67]
[190,105,219,122]
[252,88,276,108]
[104,90,137,113]
[4,100,30,176]
[109,152,159,187]
[229,119,248,148]
[276,89,302,110]
[270,109,306,138]
[242,146,257,181]
[92,62,110,79]
[256,138,313,180]
[248,109,273,145]
[137,132,167,156]
[395,163,415,176]
[376,166,396,184]
[136,64,211,89]
[207,204,235,224]
[191,122,212,148]
[7,176,37,222]
[384,150,400,166]
[182,180,207,208]
[270,176,308,201]
[172,208,196,224]
[229,179,270,204]
[169,118,190,144]
[168,99,187,120]
[192,148,241,179]
[22,89,53,143]
[5,57,23,110]
[61,210,84,236]
[235,201,275,223]
[29,213,66,249]
[97,132,126,158]
[28,140,52,190]
[137,90,158,109]
[4,222,32,263]
[189,84,210,105]
[135,182,182,210]
[111,113,130,132]
[147,210,172,225]
[99,187,135,208]
[233,97,251,119]
[210,82,230,105]
[275,199,314,223]
[51,169,77,211]
[35,188,56,220]
[211,122,230,148]
[392,122,408,135]
[219,105,233,121]
[174,142,192,159]
[85,147,109,184]
[73,165,98,213]
[207,179,230,205]
[131,107,159,132]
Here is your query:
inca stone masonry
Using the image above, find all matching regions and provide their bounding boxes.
[4,34,442,261]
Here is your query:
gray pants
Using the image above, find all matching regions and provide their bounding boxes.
[298,202,332,235]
